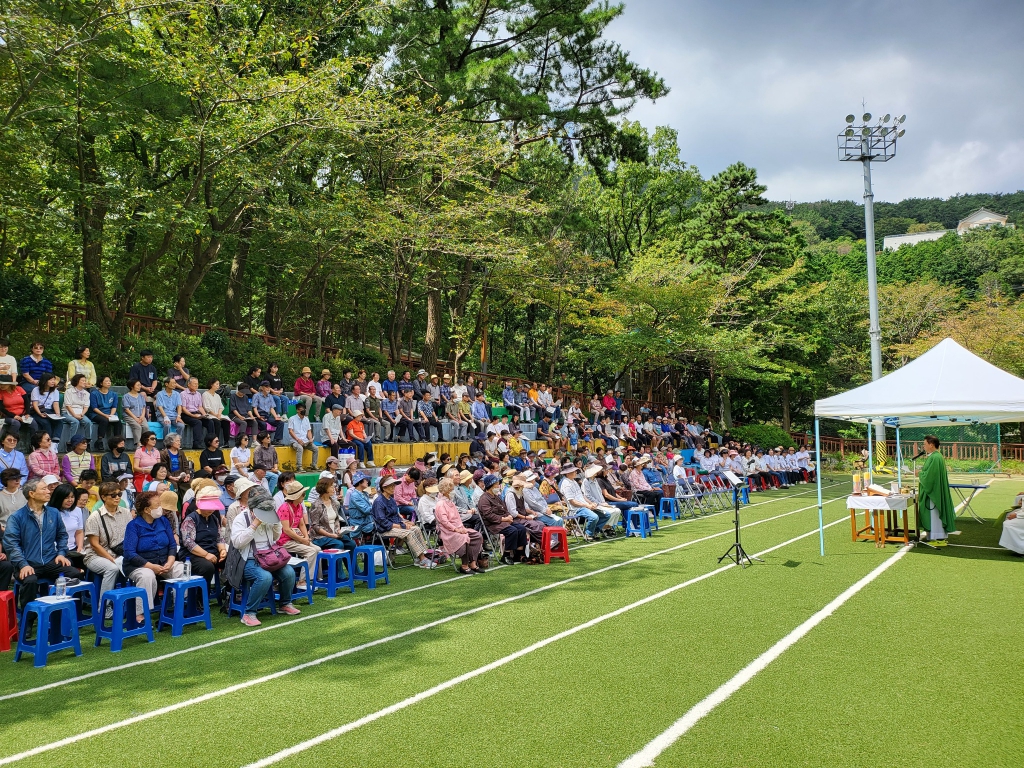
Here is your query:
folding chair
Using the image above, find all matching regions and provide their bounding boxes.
[371,531,414,569]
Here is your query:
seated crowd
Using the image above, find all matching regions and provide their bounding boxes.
[0,336,815,632]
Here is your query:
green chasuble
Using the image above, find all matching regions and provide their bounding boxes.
[918,450,956,534]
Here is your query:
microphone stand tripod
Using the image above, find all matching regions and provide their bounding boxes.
[718,484,763,568]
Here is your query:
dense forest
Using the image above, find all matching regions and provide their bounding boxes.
[2,0,1022,437]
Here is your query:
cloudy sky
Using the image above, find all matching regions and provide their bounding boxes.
[608,0,1024,203]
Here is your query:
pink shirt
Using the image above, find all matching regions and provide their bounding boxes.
[394,477,418,506]
[277,500,305,546]
[181,390,203,414]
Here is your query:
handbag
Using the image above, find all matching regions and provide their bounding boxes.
[98,513,124,557]
[249,513,291,572]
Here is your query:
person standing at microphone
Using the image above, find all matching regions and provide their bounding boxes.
[917,435,956,547]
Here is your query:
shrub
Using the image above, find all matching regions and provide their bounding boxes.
[731,424,796,450]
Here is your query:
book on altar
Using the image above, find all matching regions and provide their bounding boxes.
[866,484,893,497]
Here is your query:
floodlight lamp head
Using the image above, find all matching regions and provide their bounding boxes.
[862,112,871,122]
[897,129,905,137]
[845,114,855,124]
[845,128,854,137]
[882,114,891,123]
[898,114,906,123]
[861,127,871,136]
[880,127,889,136]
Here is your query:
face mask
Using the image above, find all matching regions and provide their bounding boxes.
[150,508,164,518]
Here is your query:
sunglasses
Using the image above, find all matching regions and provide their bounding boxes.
[104,491,123,498]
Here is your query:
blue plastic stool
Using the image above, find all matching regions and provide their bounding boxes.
[353,545,389,589]
[276,560,313,606]
[15,599,82,667]
[13,579,52,609]
[625,508,653,539]
[658,497,679,521]
[95,587,154,652]
[313,550,355,598]
[157,577,212,637]
[227,581,277,619]
[51,581,98,632]
[734,487,750,505]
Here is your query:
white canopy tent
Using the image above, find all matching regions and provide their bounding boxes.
[811,338,1024,554]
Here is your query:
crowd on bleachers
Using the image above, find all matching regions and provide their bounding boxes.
[0,338,815,633]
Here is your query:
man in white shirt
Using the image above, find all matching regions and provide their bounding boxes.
[581,464,621,533]
[0,338,17,381]
[794,446,815,480]
[760,449,788,488]
[286,403,318,472]
[559,465,610,541]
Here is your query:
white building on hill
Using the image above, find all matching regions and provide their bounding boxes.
[882,230,949,250]
[956,207,1011,233]
[883,207,1014,250]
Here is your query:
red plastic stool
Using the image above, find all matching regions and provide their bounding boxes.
[541,526,570,564]
[0,590,17,652]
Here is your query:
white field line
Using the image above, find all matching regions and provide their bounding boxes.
[0,484,842,704]
[616,482,991,768]
[241,516,851,768]
[615,546,909,768]
[0,502,848,765]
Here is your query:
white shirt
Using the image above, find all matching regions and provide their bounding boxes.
[61,507,85,550]
[559,477,588,509]
[699,456,717,472]
[795,450,811,469]
[287,414,312,444]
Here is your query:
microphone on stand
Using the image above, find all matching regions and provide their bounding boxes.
[910,450,926,460]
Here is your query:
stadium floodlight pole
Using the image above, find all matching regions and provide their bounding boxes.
[838,112,906,460]
[837,111,906,382]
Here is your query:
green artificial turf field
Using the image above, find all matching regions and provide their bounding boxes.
[2,478,1020,768]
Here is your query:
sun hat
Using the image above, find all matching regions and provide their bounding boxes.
[282,480,306,500]
[502,467,516,477]
[352,471,371,486]
[41,474,60,486]
[560,465,578,475]
[379,476,400,489]
[459,470,474,484]
[321,369,331,376]
[482,474,501,489]
[233,477,258,497]
[425,483,440,493]
[325,456,339,466]
[194,485,225,510]
[584,464,602,479]
[117,472,134,482]
[301,366,312,375]
[417,369,427,376]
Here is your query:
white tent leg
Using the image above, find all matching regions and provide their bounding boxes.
[816,418,824,556]
[896,426,902,487]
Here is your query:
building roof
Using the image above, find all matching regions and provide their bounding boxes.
[958,207,1008,228]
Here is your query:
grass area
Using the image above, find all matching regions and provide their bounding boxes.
[1,479,1019,768]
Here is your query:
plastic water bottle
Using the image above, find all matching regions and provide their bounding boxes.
[55,574,67,599]
[183,558,192,579]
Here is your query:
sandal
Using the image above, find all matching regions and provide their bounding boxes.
[456,566,472,575]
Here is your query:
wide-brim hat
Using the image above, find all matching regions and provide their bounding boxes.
[560,465,578,476]
[301,366,312,375]
[233,477,258,497]
[584,464,602,479]
[283,480,306,500]
[459,470,474,484]
[321,369,331,376]
[379,476,400,489]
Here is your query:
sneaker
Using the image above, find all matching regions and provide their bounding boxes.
[279,604,301,615]
[394,547,408,555]
[104,606,114,620]
[932,539,948,547]
[365,461,376,467]
[240,613,261,627]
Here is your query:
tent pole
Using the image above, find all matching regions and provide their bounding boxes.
[895,426,902,487]
[867,421,873,483]
[816,418,824,556]
[998,424,1002,473]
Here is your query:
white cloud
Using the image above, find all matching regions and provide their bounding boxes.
[607,0,1024,202]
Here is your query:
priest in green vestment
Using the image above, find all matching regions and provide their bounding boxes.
[918,435,956,546]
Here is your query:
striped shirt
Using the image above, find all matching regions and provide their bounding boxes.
[82,506,132,565]
[27,449,59,480]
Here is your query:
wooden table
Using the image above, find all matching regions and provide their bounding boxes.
[848,494,914,547]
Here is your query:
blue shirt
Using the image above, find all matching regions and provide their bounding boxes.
[471,401,489,420]
[502,387,516,406]
[382,398,399,417]
[123,514,176,569]
[345,489,375,532]
[18,355,53,389]
[397,380,414,395]
[251,392,278,416]
[155,389,181,417]
[89,388,118,414]
[381,379,399,395]
[372,494,404,533]
[0,448,28,483]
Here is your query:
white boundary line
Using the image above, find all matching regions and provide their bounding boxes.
[0,502,848,765]
[616,545,910,768]
[616,481,991,768]
[241,517,851,768]
[0,484,841,704]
